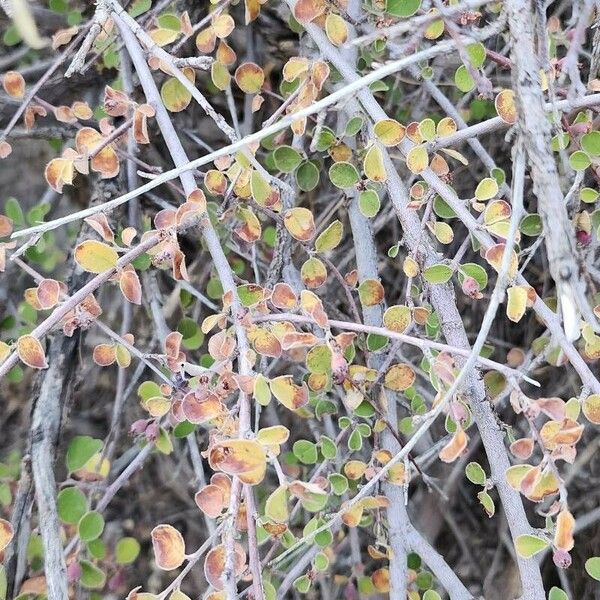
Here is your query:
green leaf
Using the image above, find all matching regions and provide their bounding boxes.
[177,318,204,350]
[5,198,24,227]
[115,537,141,565]
[515,534,549,558]
[467,43,486,68]
[423,591,442,600]
[293,575,311,593]
[128,0,152,17]
[173,420,196,438]
[465,462,486,485]
[328,473,348,495]
[477,490,495,517]
[313,551,329,571]
[569,150,591,171]
[87,538,106,559]
[296,161,320,191]
[320,436,337,460]
[358,189,380,218]
[345,116,364,137]
[416,571,433,590]
[581,131,600,156]
[273,146,303,173]
[520,213,543,236]
[423,264,453,284]
[580,187,599,203]
[348,429,363,451]
[79,560,106,589]
[158,13,181,31]
[314,127,336,151]
[306,344,332,374]
[237,284,266,307]
[293,440,318,464]
[585,556,600,581]
[78,511,105,542]
[329,162,359,188]
[548,586,568,600]
[155,427,173,454]
[57,487,87,524]
[265,485,289,523]
[455,65,475,93]
[66,436,103,473]
[386,0,421,17]
[161,77,192,112]
[433,195,456,219]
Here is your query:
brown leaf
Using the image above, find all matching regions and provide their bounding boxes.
[204,543,246,590]
[195,484,225,518]
[36,279,61,310]
[119,268,142,305]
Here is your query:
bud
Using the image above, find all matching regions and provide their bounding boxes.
[145,422,160,441]
[67,561,81,582]
[553,549,572,569]
[130,419,148,435]
[461,275,482,299]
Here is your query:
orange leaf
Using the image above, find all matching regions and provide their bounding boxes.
[84,213,114,242]
[495,89,517,124]
[151,524,186,570]
[3,71,25,98]
[45,158,75,192]
[293,0,326,23]
[17,335,48,369]
[439,428,468,463]
[271,283,297,309]
[0,518,14,551]
[554,510,575,551]
[384,364,415,391]
[195,484,225,518]
[93,344,116,366]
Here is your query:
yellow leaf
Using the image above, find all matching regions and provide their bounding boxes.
[284,207,315,241]
[270,375,309,411]
[325,13,348,46]
[373,118,405,146]
[74,240,119,273]
[208,439,267,485]
[235,62,264,93]
[363,144,386,181]
[406,145,429,173]
[506,286,527,323]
